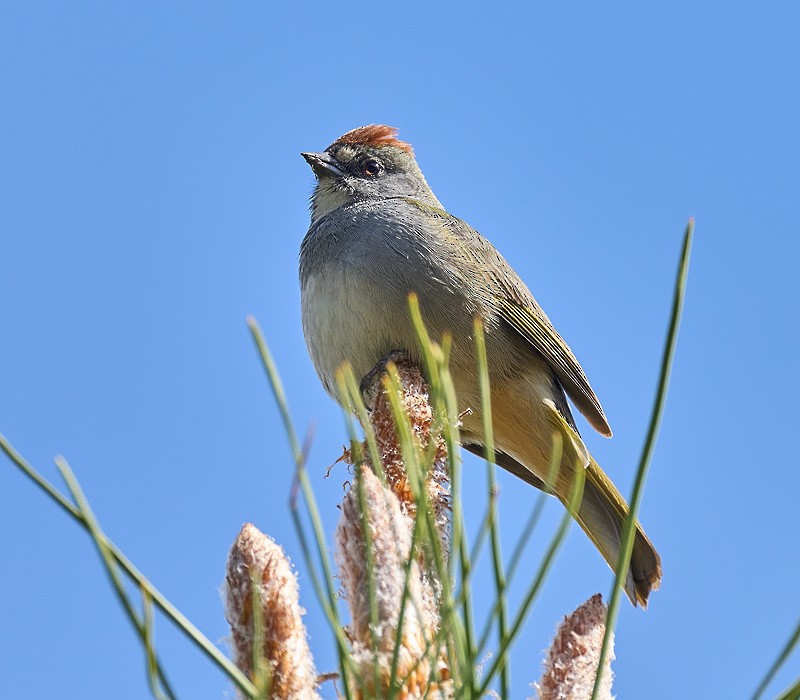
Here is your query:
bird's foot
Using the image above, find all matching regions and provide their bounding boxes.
[360,350,412,409]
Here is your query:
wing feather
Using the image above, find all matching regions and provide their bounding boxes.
[406,199,612,437]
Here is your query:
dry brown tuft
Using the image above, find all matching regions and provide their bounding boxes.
[368,361,450,550]
[335,465,451,699]
[537,594,614,700]
[332,125,414,154]
[225,523,320,699]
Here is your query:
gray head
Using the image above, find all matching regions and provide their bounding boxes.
[302,125,442,223]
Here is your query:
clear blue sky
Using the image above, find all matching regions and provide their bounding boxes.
[2,2,799,698]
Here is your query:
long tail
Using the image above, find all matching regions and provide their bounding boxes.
[571,456,662,606]
[465,398,663,606]
[540,399,662,606]
[466,436,662,607]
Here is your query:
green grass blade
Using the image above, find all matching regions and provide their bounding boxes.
[406,292,440,394]
[141,588,171,700]
[775,677,800,700]
[406,302,474,689]
[336,374,381,693]
[335,367,441,699]
[751,613,800,700]
[472,432,562,664]
[591,218,695,700]
[249,569,271,698]
[381,365,452,597]
[0,435,256,696]
[473,319,510,697]
[505,451,560,585]
[247,317,355,698]
[387,508,427,699]
[338,364,385,484]
[471,435,581,699]
[56,457,177,700]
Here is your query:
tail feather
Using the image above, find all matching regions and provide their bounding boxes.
[541,399,662,607]
[464,398,662,607]
[574,459,662,606]
[466,440,662,607]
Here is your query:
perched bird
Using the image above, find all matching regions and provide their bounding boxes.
[299,125,661,606]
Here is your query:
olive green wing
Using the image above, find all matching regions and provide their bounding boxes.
[497,296,612,437]
[407,199,612,437]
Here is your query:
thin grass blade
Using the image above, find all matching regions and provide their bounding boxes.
[471,434,581,699]
[247,317,355,698]
[141,588,170,700]
[751,613,800,700]
[56,457,177,700]
[473,319,510,697]
[591,218,694,700]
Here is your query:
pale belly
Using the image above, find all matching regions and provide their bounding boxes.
[301,268,424,398]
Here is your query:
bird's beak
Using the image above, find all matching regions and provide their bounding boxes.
[301,151,344,179]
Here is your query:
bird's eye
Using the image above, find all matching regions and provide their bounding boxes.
[361,159,383,177]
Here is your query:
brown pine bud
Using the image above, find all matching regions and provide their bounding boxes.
[368,360,450,554]
[537,594,614,700]
[335,465,451,698]
[225,523,320,699]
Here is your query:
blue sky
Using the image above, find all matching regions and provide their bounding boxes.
[2,2,799,698]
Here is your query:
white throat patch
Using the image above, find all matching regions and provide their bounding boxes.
[310,179,354,223]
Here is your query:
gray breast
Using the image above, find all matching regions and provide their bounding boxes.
[299,199,477,396]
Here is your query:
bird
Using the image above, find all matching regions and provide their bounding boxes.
[299,125,661,606]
